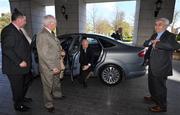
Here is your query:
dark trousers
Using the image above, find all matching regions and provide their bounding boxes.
[7,72,33,106]
[148,69,167,108]
[80,67,91,84]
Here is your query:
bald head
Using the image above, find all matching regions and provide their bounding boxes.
[81,39,89,49]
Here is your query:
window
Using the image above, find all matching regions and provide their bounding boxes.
[61,37,73,51]
[87,37,99,45]
[99,38,115,48]
[86,37,102,65]
[71,38,80,52]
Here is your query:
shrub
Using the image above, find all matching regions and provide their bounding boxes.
[176,34,180,41]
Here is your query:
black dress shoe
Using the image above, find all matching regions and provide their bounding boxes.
[46,107,55,113]
[83,83,87,88]
[14,105,30,112]
[24,97,33,103]
[77,79,83,84]
[54,96,66,100]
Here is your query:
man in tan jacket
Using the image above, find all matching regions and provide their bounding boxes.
[36,15,65,112]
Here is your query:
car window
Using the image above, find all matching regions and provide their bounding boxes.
[86,37,102,65]
[70,36,81,53]
[98,38,115,48]
[87,37,99,45]
[61,37,73,51]
[72,39,80,50]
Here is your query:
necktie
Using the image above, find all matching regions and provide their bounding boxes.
[51,31,55,37]
[19,29,24,35]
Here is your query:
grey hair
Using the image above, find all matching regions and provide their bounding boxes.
[155,18,170,26]
[42,15,56,26]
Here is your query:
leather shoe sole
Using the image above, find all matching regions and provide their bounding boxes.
[144,96,153,101]
[14,105,30,112]
[46,107,55,112]
[54,96,66,100]
[149,105,167,112]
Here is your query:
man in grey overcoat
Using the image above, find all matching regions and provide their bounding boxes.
[36,15,65,112]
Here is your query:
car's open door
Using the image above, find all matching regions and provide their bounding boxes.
[71,51,80,77]
[67,35,81,81]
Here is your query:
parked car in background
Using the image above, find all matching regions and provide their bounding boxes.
[58,33,146,85]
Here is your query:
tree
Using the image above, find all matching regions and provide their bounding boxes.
[86,4,134,41]
[86,5,98,33]
[0,13,11,33]
[112,7,125,31]
[95,19,112,35]
[111,7,133,38]
[120,21,133,37]
[170,10,180,33]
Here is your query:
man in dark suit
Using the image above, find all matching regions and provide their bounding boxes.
[143,18,180,112]
[1,9,32,112]
[111,27,123,40]
[79,38,94,88]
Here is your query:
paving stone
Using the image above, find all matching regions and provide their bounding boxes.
[0,55,180,115]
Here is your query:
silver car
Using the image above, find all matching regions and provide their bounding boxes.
[58,33,146,85]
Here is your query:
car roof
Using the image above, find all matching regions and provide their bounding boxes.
[58,33,138,48]
[58,33,120,43]
[58,33,108,38]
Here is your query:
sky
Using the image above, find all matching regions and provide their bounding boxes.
[173,0,180,28]
[0,0,10,14]
[45,1,136,25]
[0,0,180,28]
[86,1,136,25]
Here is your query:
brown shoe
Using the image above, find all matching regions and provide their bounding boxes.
[149,105,167,112]
[144,96,153,101]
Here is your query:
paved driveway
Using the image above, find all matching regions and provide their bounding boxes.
[0,47,180,115]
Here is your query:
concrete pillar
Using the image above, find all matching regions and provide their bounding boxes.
[9,0,176,42]
[55,0,86,35]
[133,0,176,47]
[30,1,46,36]
[9,0,45,37]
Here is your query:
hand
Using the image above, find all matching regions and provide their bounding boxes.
[19,61,27,68]
[152,40,160,48]
[52,68,60,75]
[61,50,66,57]
[82,65,89,71]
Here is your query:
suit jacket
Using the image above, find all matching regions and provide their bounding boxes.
[144,30,180,77]
[36,28,62,75]
[1,23,31,75]
[111,32,123,40]
[79,47,94,67]
[143,33,157,60]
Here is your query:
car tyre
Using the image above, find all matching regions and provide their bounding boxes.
[100,64,122,85]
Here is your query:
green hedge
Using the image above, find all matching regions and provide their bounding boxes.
[123,36,132,42]
[176,35,180,41]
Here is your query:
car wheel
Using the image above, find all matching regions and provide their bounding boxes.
[100,65,122,85]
